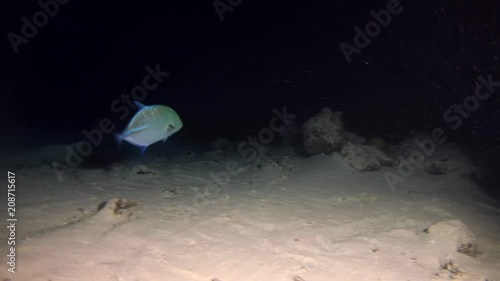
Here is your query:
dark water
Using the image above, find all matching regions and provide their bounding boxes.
[2,0,499,198]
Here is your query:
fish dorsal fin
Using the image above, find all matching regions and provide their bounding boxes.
[134,101,147,110]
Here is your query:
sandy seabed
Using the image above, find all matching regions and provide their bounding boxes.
[1,147,499,281]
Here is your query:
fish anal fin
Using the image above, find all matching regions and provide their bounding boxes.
[139,146,147,156]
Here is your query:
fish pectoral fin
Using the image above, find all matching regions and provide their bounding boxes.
[121,125,150,138]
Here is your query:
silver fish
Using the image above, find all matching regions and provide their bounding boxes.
[116,101,183,155]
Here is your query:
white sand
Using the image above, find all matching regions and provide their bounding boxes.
[1,147,499,281]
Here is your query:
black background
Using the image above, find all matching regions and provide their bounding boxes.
[1,0,500,195]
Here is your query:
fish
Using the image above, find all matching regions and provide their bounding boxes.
[116,101,183,155]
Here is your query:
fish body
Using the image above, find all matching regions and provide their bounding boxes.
[116,101,183,154]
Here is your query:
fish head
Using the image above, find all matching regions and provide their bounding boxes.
[159,106,183,141]
[167,111,183,131]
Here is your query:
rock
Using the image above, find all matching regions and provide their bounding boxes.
[436,259,467,280]
[210,138,234,151]
[131,164,157,175]
[340,142,381,171]
[94,198,137,224]
[303,108,346,155]
[393,132,432,166]
[204,149,229,161]
[106,162,125,172]
[60,198,138,238]
[178,150,198,160]
[364,145,394,166]
[392,133,479,178]
[344,132,367,145]
[367,137,387,151]
[340,142,394,172]
[425,219,477,257]
[424,160,450,175]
